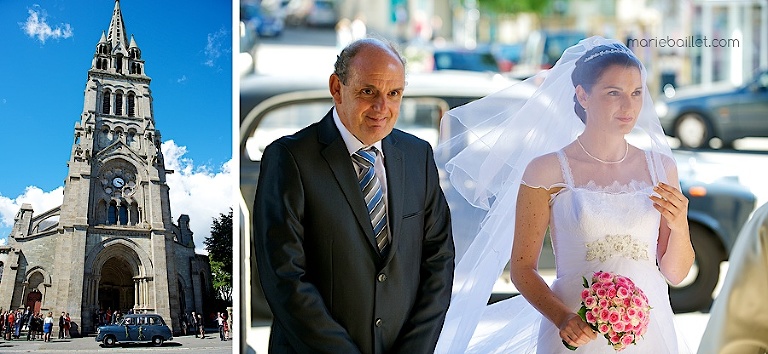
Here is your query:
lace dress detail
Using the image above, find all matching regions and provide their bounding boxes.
[463,149,689,354]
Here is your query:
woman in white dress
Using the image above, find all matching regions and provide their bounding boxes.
[435,37,694,353]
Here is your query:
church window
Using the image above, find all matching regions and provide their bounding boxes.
[101,59,108,70]
[127,94,136,117]
[130,202,139,225]
[116,54,123,73]
[96,59,102,70]
[108,201,118,225]
[0,262,4,282]
[115,93,123,116]
[102,91,111,115]
[119,205,129,225]
[136,64,142,75]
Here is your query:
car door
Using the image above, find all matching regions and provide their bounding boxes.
[118,318,138,342]
[734,71,768,136]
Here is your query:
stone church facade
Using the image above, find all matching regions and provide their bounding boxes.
[0,0,213,335]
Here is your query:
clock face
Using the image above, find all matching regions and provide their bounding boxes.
[113,177,125,188]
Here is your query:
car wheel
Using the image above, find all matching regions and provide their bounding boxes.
[152,336,164,346]
[669,223,723,313]
[103,335,116,347]
[675,113,710,149]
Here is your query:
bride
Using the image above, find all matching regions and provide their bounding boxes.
[434,37,694,353]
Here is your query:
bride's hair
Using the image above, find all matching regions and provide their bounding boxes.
[572,44,642,123]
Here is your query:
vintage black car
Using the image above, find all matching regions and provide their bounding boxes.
[240,71,756,319]
[95,313,173,347]
[656,69,768,149]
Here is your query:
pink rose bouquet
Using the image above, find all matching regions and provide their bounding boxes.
[564,271,651,351]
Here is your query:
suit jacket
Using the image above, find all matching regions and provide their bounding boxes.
[253,110,454,354]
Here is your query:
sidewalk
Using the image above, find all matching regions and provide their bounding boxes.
[0,331,232,353]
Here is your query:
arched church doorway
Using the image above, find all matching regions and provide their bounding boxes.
[26,289,43,314]
[98,257,135,313]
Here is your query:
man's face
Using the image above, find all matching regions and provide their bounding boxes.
[330,45,405,146]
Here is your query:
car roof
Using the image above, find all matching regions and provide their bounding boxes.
[124,314,162,318]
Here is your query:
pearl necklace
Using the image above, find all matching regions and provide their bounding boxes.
[577,137,628,164]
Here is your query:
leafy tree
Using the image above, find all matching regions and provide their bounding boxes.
[476,0,550,15]
[204,208,233,303]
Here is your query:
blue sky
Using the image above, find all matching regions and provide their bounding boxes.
[0,0,234,251]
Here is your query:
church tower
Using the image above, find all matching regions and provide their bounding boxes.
[0,0,213,335]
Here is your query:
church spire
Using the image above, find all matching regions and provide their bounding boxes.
[106,0,128,50]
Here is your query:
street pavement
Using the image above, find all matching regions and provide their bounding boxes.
[0,332,232,354]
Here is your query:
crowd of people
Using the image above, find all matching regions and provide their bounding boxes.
[181,310,230,340]
[3,306,232,342]
[0,307,69,342]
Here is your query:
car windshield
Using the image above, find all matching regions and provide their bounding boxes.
[434,50,498,72]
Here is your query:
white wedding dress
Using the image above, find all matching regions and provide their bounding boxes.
[462,149,688,353]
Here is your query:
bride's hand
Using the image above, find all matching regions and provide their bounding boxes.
[559,313,597,348]
[650,182,689,233]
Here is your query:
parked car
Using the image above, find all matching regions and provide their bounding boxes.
[305,0,337,27]
[656,69,768,149]
[241,2,285,38]
[95,313,173,347]
[510,30,586,79]
[670,152,756,312]
[240,71,756,317]
[492,42,523,72]
[432,46,501,73]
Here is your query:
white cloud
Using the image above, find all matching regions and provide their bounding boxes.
[177,75,188,84]
[0,141,231,255]
[20,6,74,44]
[0,186,65,229]
[204,28,227,67]
[162,140,233,254]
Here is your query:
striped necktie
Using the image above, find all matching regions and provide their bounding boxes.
[353,147,389,253]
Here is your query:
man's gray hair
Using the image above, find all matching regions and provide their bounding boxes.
[333,37,406,85]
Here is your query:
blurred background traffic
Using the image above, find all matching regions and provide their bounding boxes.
[238,1,767,352]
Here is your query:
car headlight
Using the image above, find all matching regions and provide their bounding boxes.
[655,101,668,118]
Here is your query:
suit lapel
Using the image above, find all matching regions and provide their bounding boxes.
[381,134,404,264]
[317,111,379,252]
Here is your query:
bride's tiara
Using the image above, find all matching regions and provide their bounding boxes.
[583,48,633,62]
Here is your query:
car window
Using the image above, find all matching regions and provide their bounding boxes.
[434,51,498,72]
[245,97,449,161]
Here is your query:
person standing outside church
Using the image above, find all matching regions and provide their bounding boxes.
[42,312,53,342]
[253,37,455,353]
[58,312,65,339]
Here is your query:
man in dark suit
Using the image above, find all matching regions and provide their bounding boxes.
[253,37,455,354]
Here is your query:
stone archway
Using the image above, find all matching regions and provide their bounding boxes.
[83,239,152,333]
[98,256,135,313]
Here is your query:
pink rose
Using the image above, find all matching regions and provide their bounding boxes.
[599,299,609,309]
[612,321,625,333]
[621,333,635,346]
[599,309,611,322]
[581,288,591,301]
[584,296,597,309]
[585,311,596,324]
[617,286,630,299]
[608,310,620,324]
[598,323,610,334]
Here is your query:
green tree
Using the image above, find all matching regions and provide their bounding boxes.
[204,208,233,303]
[476,0,550,15]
